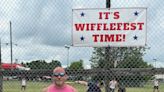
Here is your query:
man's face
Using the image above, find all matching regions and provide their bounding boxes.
[52,68,67,87]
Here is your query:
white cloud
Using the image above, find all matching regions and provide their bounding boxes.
[160,21,164,29]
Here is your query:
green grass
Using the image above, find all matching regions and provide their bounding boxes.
[3,80,164,92]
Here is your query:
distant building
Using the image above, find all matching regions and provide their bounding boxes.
[1,63,30,70]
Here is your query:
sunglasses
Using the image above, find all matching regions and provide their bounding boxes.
[53,72,65,77]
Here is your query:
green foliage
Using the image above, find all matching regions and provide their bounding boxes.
[90,47,153,87]
[90,47,152,68]
[68,60,84,80]
[25,60,61,70]
[69,59,84,70]
[49,60,62,69]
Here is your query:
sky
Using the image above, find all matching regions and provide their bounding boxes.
[0,0,163,68]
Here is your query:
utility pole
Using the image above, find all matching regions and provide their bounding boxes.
[153,58,157,68]
[0,38,3,92]
[106,0,111,8]
[65,45,70,68]
[10,21,13,71]
[105,1,111,92]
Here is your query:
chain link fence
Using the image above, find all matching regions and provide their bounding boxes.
[0,0,164,92]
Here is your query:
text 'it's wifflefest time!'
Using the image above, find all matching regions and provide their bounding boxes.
[72,8,147,47]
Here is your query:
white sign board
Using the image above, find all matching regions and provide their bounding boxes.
[72,8,147,47]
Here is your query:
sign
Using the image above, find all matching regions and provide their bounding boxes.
[72,8,147,47]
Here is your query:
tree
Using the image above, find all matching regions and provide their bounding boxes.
[90,47,124,69]
[26,60,61,70]
[26,60,47,69]
[68,60,84,80]
[90,47,151,68]
[69,59,84,70]
[90,47,152,87]
[48,60,61,69]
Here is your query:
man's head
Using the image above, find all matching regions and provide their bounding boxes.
[52,67,67,87]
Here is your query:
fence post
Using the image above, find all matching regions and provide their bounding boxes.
[104,1,111,92]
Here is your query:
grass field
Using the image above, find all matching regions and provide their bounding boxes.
[3,80,164,92]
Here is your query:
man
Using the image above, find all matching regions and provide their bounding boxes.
[109,78,117,92]
[87,81,102,92]
[21,77,27,91]
[153,79,159,92]
[118,81,126,92]
[42,67,77,92]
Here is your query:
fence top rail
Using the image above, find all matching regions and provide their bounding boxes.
[1,68,164,76]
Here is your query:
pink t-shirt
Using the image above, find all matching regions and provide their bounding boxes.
[47,84,76,92]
